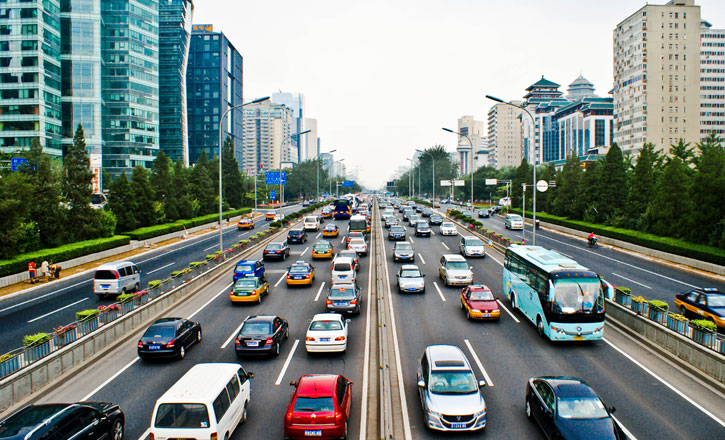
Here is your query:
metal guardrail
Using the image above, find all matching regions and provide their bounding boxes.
[0,230,280,380]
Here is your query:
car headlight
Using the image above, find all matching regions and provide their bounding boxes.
[426,409,443,419]
[551,326,567,334]
[471,309,480,313]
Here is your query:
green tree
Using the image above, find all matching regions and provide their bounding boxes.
[190,151,216,214]
[670,138,695,170]
[625,143,659,229]
[63,124,95,241]
[577,160,602,223]
[511,159,532,211]
[108,172,137,232]
[150,150,173,208]
[0,172,32,258]
[648,157,692,238]
[552,153,582,218]
[689,134,725,245]
[596,143,627,224]
[221,136,244,208]
[535,163,556,213]
[131,166,156,227]
[171,160,194,219]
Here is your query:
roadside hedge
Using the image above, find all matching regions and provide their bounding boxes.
[508,209,725,266]
[0,235,131,278]
[124,207,252,241]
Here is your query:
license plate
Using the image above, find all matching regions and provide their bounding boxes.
[247,341,259,347]
[334,301,346,306]
[293,276,303,280]
[149,345,160,350]
[481,314,490,318]
[339,275,347,278]
[320,338,330,342]
[574,336,584,341]
[451,423,466,429]
[101,284,110,289]
[305,430,322,437]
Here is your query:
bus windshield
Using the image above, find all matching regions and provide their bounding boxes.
[551,279,603,314]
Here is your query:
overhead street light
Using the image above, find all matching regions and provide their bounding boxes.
[218,95,269,254]
[486,94,538,245]
[442,127,474,210]
[279,129,311,206]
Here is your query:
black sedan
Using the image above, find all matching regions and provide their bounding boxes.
[478,209,490,218]
[388,225,406,241]
[137,317,202,360]
[287,229,308,244]
[235,315,289,357]
[0,402,125,440]
[526,376,625,440]
[263,240,291,260]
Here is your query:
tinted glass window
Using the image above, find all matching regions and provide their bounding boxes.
[290,266,310,274]
[293,397,334,412]
[143,324,175,339]
[235,264,253,272]
[329,287,355,298]
[155,403,210,428]
[309,320,343,330]
[240,322,271,336]
[226,376,240,401]
[94,270,117,280]
[212,389,231,422]
[334,263,352,272]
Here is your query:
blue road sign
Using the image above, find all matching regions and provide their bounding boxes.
[265,171,287,185]
[270,190,276,200]
[342,180,354,188]
[11,158,29,171]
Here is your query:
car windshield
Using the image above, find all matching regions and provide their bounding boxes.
[508,215,522,221]
[707,296,725,307]
[396,243,412,251]
[325,225,336,230]
[390,226,405,233]
[429,371,478,394]
[465,238,483,246]
[240,322,271,336]
[400,269,422,278]
[293,397,335,413]
[235,279,257,288]
[155,403,210,428]
[557,397,609,420]
[441,222,454,228]
[309,320,343,331]
[417,224,429,229]
[334,263,352,272]
[266,243,282,250]
[329,287,355,298]
[289,230,303,236]
[551,279,604,314]
[469,289,494,301]
[289,266,309,274]
[144,324,175,339]
[235,264,253,272]
[447,261,469,270]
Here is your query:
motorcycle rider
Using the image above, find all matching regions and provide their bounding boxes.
[587,232,597,247]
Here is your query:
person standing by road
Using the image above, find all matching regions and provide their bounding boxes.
[53,263,61,279]
[40,260,49,282]
[28,261,36,284]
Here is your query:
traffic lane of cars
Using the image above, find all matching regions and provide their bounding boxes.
[384,214,724,439]
[47,218,367,440]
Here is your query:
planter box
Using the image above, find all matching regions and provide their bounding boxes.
[0,356,19,378]
[25,340,51,362]
[614,290,631,307]
[99,309,119,324]
[647,308,667,324]
[631,301,648,316]
[666,315,688,335]
[690,326,716,348]
[78,317,99,335]
[53,328,77,346]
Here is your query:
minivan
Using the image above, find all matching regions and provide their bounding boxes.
[505,214,524,230]
[150,363,253,440]
[417,345,487,432]
[303,216,320,231]
[93,261,140,297]
[331,257,356,284]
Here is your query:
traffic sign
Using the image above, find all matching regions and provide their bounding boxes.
[453,180,465,187]
[386,181,395,187]
[536,180,549,192]
[440,180,451,187]
[342,180,354,188]
[485,178,497,185]
[11,158,28,171]
[270,190,276,200]
[265,171,287,184]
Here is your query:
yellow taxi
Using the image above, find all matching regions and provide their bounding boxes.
[230,277,269,303]
[237,216,255,230]
[265,210,277,220]
[312,241,334,259]
[321,207,333,219]
[460,285,500,320]
[286,261,315,286]
[322,223,339,238]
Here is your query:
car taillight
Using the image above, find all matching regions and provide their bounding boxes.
[235,338,241,346]
[113,271,119,279]
[326,300,332,305]
[265,338,274,346]
[252,289,257,295]
[335,336,346,341]
[211,433,218,440]
[286,274,291,279]
[350,300,357,305]
[305,274,311,279]
[137,341,143,348]
[306,337,315,342]
[166,339,175,348]
[150,434,155,440]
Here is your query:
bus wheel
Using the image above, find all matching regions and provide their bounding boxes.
[510,294,516,311]
[537,317,544,337]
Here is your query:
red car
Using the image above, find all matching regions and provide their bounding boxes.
[460,284,501,320]
[284,374,353,440]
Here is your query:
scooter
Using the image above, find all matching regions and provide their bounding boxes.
[587,237,598,248]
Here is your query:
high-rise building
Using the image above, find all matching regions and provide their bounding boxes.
[700,19,725,139]
[101,0,160,177]
[456,115,484,175]
[303,117,318,161]
[272,92,305,162]
[552,96,614,161]
[186,24,243,166]
[522,76,568,165]
[487,101,523,169]
[240,100,294,173]
[0,0,63,157]
[159,0,193,165]
[613,0,701,157]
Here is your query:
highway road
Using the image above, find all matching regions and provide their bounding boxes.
[448,205,725,311]
[17,199,725,439]
[0,205,300,355]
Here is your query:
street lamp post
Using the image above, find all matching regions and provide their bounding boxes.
[416,149,435,201]
[406,157,413,199]
[317,148,336,201]
[217,96,269,253]
[442,128,474,209]
[279,129,311,207]
[334,159,345,197]
[486,94,537,244]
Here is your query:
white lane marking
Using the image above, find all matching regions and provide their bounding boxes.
[340,237,346,244]
[274,339,300,385]
[136,429,150,440]
[316,233,321,238]
[359,227,375,440]
[418,254,426,265]
[433,282,447,302]
[442,242,450,250]
[82,358,140,400]
[496,299,520,323]
[313,282,326,302]
[540,235,699,289]
[557,251,573,258]
[221,321,245,349]
[0,280,91,313]
[380,225,413,439]
[612,415,638,440]
[602,337,725,428]
[147,262,174,275]
[204,244,218,252]
[300,246,309,257]
[464,339,494,387]
[28,298,88,323]
[611,273,652,290]
[188,283,232,319]
[275,272,288,287]
[409,237,415,244]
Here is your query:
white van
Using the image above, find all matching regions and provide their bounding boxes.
[303,216,320,231]
[150,363,253,440]
[93,261,140,297]
[331,257,356,284]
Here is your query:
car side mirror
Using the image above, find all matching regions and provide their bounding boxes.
[248,372,255,379]
[417,380,426,388]
[289,380,297,386]
[478,380,486,388]
[346,319,351,324]
[609,406,616,414]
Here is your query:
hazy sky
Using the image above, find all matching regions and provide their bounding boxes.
[194,0,725,188]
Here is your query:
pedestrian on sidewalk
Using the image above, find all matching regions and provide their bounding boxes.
[40,260,49,282]
[52,262,61,279]
[28,261,36,284]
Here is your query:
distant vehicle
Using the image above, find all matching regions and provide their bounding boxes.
[303,216,320,231]
[526,376,625,440]
[388,225,406,241]
[505,214,524,230]
[349,214,369,235]
[504,244,606,341]
[263,240,290,261]
[433,201,441,208]
[305,313,350,353]
[230,276,270,304]
[0,402,125,440]
[331,257,356,284]
[235,314,289,356]
[326,283,362,315]
[422,208,433,217]
[439,222,458,236]
[459,236,485,258]
[337,249,360,272]
[137,317,202,360]
[334,198,353,220]
[302,200,311,207]
[384,216,398,229]
[348,237,368,256]
[438,254,473,286]
[93,261,140,297]
[284,374,353,439]
[233,259,265,282]
[417,344,487,432]
[392,241,415,262]
[312,241,334,259]
[265,210,277,220]
[346,231,365,244]
[415,221,431,237]
[322,223,339,237]
[429,214,444,225]
[460,285,499,320]
[674,288,725,329]
[397,264,425,293]
[286,261,316,286]
[321,207,333,218]
[238,216,255,230]
[287,229,308,244]
[478,209,490,218]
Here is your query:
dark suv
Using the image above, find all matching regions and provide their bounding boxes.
[0,402,125,440]
[287,229,308,244]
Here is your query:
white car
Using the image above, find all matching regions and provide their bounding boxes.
[439,222,458,236]
[303,216,320,231]
[348,238,368,256]
[504,214,523,230]
[305,313,349,353]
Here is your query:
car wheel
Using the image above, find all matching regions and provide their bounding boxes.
[197,329,202,342]
[510,294,517,310]
[258,294,262,304]
[274,342,280,357]
[178,346,185,360]
[526,398,533,420]
[109,418,124,440]
[537,317,544,338]
[285,327,289,339]
[133,283,139,293]
[678,305,688,317]
[466,309,471,320]
[242,402,248,423]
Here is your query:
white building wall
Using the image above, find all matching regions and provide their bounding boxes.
[701,21,725,138]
